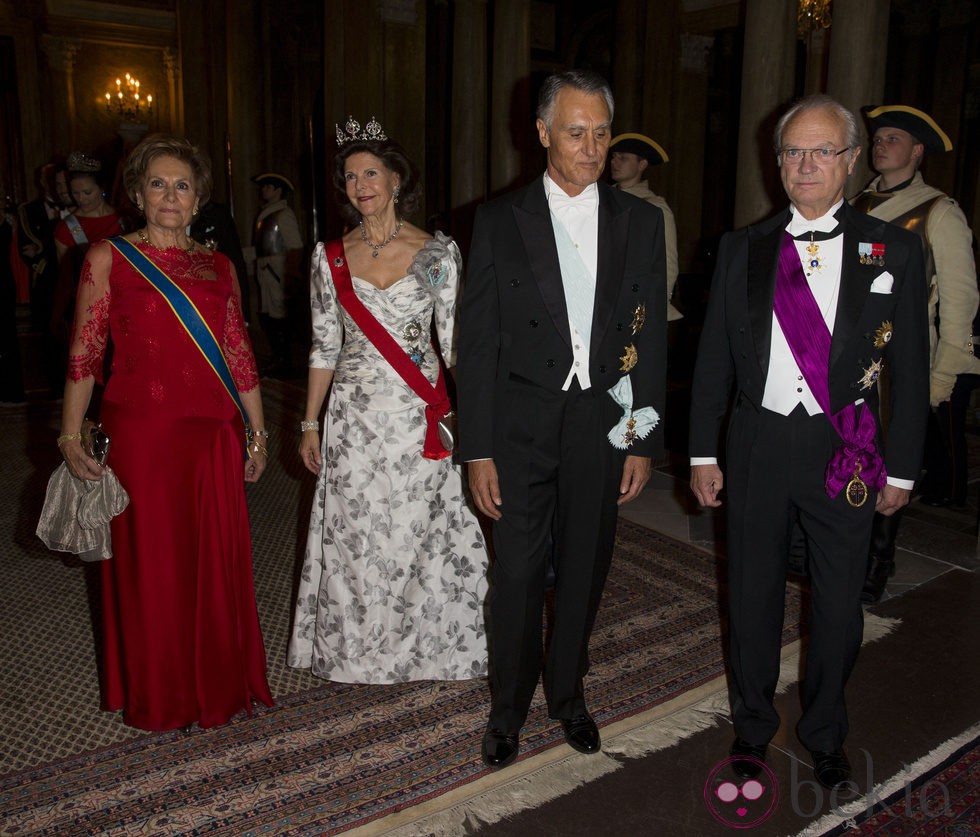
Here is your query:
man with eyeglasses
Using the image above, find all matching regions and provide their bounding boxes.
[852,106,978,602]
[689,94,929,791]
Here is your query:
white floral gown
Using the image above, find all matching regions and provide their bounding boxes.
[288,232,489,683]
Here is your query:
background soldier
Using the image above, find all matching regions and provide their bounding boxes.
[248,173,303,377]
[852,105,979,602]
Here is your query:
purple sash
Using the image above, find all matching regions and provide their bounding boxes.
[773,232,886,499]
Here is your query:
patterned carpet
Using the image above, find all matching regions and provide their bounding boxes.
[803,724,980,837]
[0,384,804,835]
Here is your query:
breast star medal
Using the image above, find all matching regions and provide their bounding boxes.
[857,358,884,391]
[873,321,893,349]
[846,463,869,508]
[619,343,638,373]
[403,320,425,366]
[631,303,646,336]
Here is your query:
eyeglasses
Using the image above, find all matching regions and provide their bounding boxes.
[778,147,851,164]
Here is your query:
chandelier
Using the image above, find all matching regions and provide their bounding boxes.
[798,0,832,38]
[104,73,153,122]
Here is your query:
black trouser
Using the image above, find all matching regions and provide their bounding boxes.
[486,377,621,732]
[726,403,874,751]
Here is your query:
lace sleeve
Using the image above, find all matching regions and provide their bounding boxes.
[222,263,260,392]
[66,245,111,383]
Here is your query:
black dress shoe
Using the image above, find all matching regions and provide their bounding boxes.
[811,749,851,790]
[730,737,768,779]
[561,715,601,754]
[481,726,519,768]
[860,554,895,604]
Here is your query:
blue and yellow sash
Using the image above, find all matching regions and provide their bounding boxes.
[108,236,252,456]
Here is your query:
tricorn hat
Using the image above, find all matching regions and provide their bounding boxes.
[251,172,296,193]
[609,133,669,165]
[864,105,952,154]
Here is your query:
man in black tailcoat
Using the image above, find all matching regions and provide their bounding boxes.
[457,70,667,768]
[689,94,929,791]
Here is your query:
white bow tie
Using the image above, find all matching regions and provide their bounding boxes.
[786,211,839,237]
[549,188,597,214]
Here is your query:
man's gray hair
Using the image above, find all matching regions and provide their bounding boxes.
[773,94,861,161]
[536,70,615,129]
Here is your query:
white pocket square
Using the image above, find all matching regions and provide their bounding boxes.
[870,272,894,294]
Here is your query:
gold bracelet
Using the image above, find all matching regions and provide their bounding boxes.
[250,443,268,457]
[57,432,82,448]
[300,420,319,432]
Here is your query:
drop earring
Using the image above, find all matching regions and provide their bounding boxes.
[393,186,400,205]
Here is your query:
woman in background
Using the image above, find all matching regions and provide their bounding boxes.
[51,153,122,350]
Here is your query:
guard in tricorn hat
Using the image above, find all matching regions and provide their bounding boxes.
[852,105,978,602]
[252,172,296,197]
[248,172,304,377]
[609,133,681,322]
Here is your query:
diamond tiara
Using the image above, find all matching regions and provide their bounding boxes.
[66,151,102,173]
[335,115,388,147]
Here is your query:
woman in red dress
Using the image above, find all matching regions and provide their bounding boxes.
[53,153,123,261]
[51,154,123,355]
[57,135,273,730]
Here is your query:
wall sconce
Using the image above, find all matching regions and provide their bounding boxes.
[104,72,153,122]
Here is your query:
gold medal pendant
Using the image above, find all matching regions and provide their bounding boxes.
[806,239,822,272]
[845,463,869,508]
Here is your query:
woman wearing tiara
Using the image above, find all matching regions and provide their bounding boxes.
[51,153,123,349]
[288,118,488,684]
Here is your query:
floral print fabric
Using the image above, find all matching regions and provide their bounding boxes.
[288,233,489,683]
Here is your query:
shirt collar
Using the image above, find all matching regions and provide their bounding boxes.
[544,173,598,212]
[786,199,844,236]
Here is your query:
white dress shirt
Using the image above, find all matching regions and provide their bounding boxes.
[544,173,598,391]
[762,201,845,416]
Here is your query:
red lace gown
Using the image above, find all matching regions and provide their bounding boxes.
[68,239,273,730]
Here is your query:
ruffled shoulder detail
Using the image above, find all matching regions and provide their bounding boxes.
[409,231,461,289]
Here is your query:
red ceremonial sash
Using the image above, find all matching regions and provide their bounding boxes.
[324,238,452,460]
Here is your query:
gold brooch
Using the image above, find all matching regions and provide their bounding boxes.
[631,303,646,336]
[873,321,893,349]
[858,358,884,391]
[619,343,638,373]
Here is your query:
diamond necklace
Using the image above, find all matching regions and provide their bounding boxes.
[359,220,403,258]
[137,228,195,254]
